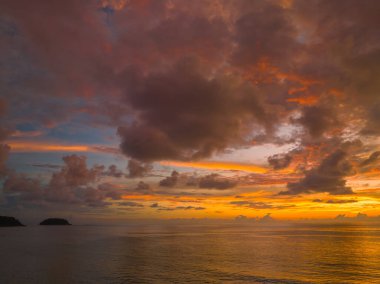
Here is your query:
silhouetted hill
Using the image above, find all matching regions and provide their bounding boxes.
[0,216,24,227]
[40,218,71,225]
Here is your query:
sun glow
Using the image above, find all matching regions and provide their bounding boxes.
[160,160,268,173]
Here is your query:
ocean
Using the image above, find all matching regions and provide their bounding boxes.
[0,223,379,283]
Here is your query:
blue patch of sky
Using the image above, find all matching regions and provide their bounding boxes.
[15,122,39,132]
[7,151,127,178]
[45,120,117,145]
[11,103,118,145]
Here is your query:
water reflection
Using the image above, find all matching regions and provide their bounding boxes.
[0,224,379,283]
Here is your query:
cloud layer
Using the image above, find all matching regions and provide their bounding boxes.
[1,0,380,217]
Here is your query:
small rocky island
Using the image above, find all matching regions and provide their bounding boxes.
[0,216,25,227]
[40,218,71,226]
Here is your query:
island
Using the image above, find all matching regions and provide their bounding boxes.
[0,216,25,227]
[40,218,71,225]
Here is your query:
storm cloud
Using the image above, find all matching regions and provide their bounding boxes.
[1,0,380,216]
[118,58,272,161]
[281,150,355,195]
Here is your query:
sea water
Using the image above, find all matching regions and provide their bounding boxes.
[0,223,379,283]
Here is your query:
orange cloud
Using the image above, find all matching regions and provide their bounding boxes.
[287,95,319,105]
[99,0,128,11]
[6,141,120,154]
[8,141,89,152]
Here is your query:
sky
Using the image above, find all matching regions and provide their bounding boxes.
[1,0,380,223]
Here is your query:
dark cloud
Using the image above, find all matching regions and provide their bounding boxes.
[297,105,341,139]
[150,203,159,208]
[158,171,254,190]
[159,171,180,187]
[362,103,380,135]
[148,12,230,63]
[198,174,237,190]
[230,201,273,209]
[135,181,151,192]
[157,205,205,211]
[104,164,123,178]
[118,201,144,208]
[118,58,272,161]
[268,153,292,170]
[0,99,11,177]
[148,201,205,211]
[312,199,358,204]
[126,159,152,178]
[2,0,379,156]
[230,200,294,209]
[281,150,355,195]
[0,0,116,129]
[360,151,380,167]
[1,0,380,213]
[232,1,298,68]
[174,206,205,210]
[0,144,10,177]
[3,173,43,201]
[0,127,11,143]
[292,0,380,137]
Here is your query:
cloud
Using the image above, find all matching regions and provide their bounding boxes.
[104,164,123,178]
[0,0,114,129]
[159,171,180,187]
[230,200,295,209]
[334,213,380,222]
[157,170,260,190]
[360,151,380,167]
[3,155,124,207]
[230,201,273,209]
[0,144,10,177]
[149,202,205,211]
[158,169,239,190]
[312,199,358,204]
[362,103,380,135]
[268,153,292,170]
[0,99,11,177]
[118,201,144,208]
[2,0,380,216]
[126,159,152,178]
[117,58,272,161]
[281,150,355,195]
[174,206,205,210]
[296,105,341,139]
[232,1,298,68]
[198,174,237,190]
[135,181,151,192]
[3,173,43,201]
[49,155,103,188]
[157,205,205,211]
[259,213,275,223]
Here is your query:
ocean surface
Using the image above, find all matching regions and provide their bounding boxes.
[0,223,379,283]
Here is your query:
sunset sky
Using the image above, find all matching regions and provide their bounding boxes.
[1,0,380,222]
